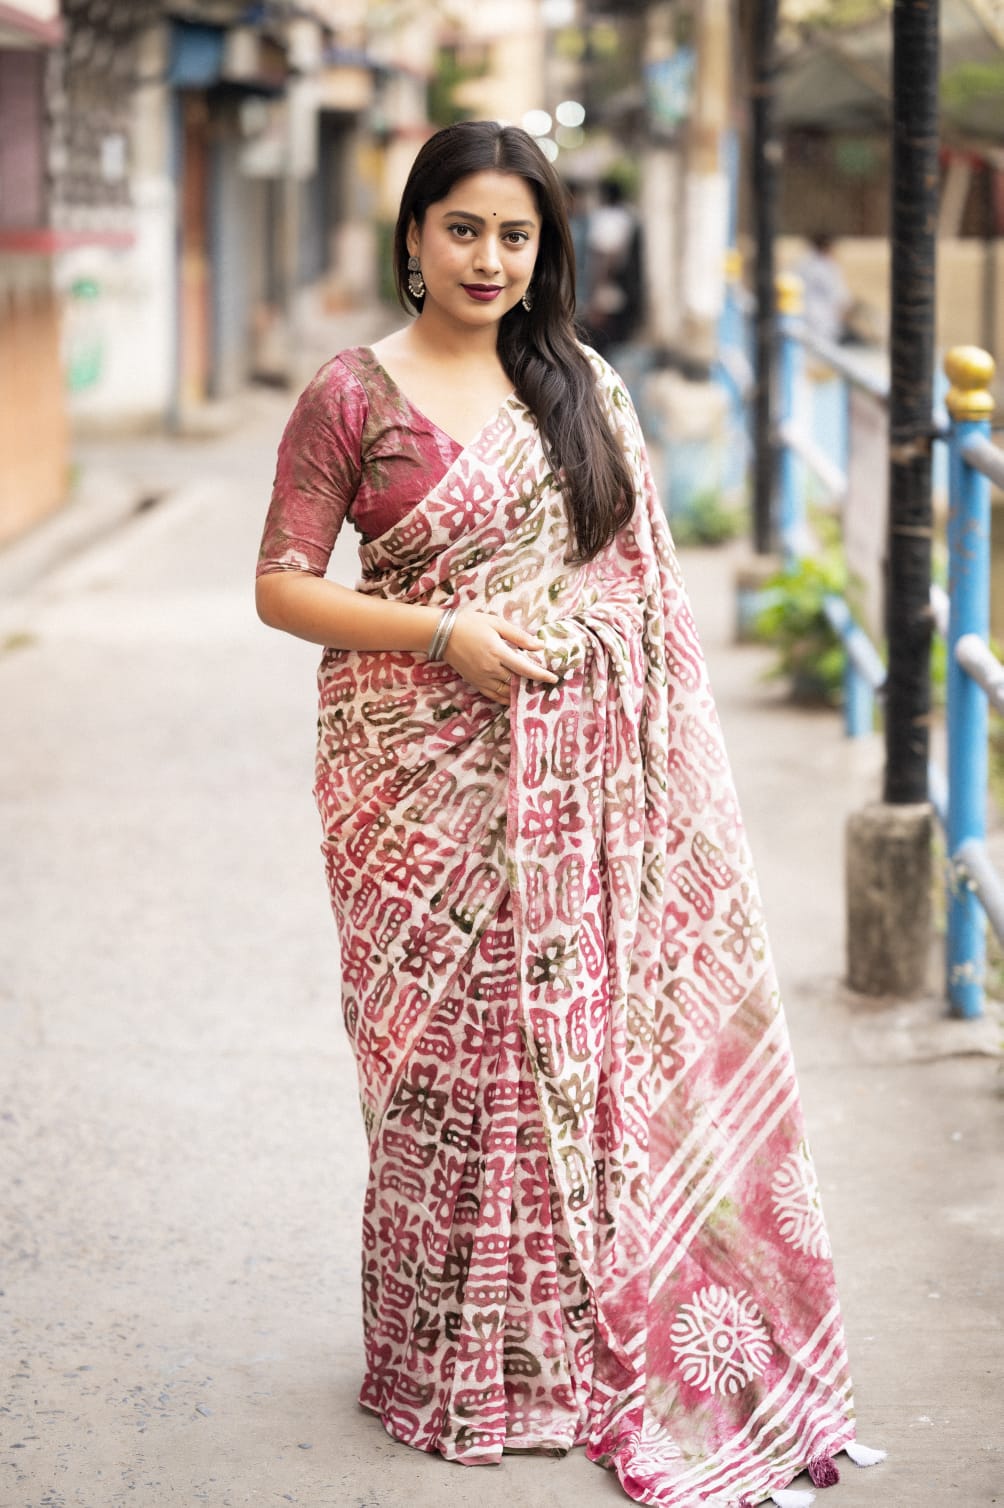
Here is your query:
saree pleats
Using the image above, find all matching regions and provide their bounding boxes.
[357,893,593,1461]
[314,357,860,1506]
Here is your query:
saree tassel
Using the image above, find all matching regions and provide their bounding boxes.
[845,1441,888,1468]
[808,1456,840,1487]
[770,1490,816,1508]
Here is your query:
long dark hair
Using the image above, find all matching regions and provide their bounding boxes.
[392,121,635,564]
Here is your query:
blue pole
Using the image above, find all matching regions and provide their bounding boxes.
[944,347,995,1019]
[824,595,878,737]
[718,250,749,502]
[776,276,804,566]
[843,654,875,738]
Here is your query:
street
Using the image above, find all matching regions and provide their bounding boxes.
[1,377,1001,1508]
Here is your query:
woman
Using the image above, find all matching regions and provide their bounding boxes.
[256,121,883,1508]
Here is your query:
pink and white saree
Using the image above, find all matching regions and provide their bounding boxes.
[313,354,871,1506]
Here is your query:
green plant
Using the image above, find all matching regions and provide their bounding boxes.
[427,42,489,127]
[670,491,747,547]
[754,549,848,705]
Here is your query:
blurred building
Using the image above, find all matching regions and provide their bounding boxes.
[570,0,735,367]
[0,1,70,544]
[777,0,1004,363]
[64,0,398,432]
[440,0,547,125]
[0,0,447,544]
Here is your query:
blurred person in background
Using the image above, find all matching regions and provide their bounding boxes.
[254,120,881,1507]
[581,175,644,356]
[565,178,591,310]
[796,232,852,347]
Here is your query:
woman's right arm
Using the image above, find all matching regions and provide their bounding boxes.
[255,571,441,652]
[257,362,448,655]
[256,572,558,703]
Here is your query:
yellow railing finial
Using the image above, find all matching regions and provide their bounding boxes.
[944,346,996,422]
[776,272,803,317]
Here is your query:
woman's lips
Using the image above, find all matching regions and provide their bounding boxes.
[462,284,504,302]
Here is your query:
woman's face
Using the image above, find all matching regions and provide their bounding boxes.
[406,170,541,330]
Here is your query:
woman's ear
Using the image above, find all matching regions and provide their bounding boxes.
[405,217,420,258]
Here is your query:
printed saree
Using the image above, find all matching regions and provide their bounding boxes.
[313,354,866,1506]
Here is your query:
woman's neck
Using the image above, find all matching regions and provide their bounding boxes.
[407,308,503,369]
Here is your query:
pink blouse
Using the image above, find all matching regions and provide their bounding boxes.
[256,346,462,577]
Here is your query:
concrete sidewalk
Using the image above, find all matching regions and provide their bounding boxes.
[0,388,1001,1508]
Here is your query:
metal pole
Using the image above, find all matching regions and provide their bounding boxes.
[750,0,779,555]
[944,346,995,1019]
[884,0,940,804]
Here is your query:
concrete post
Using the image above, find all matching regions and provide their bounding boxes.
[846,802,933,995]
[845,0,940,999]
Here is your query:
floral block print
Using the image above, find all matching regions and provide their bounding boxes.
[312,350,861,1506]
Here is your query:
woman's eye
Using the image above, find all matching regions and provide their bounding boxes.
[505,233,529,245]
[450,225,475,238]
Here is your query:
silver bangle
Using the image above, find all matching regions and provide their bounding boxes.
[427,606,459,661]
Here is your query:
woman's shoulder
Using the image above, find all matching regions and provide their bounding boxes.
[575,340,639,426]
[289,348,376,437]
[303,346,372,397]
[309,343,417,416]
[575,339,623,391]
[333,344,385,382]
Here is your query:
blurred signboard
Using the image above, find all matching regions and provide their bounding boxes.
[644,49,695,134]
[319,64,374,112]
[845,387,888,642]
[0,1,61,47]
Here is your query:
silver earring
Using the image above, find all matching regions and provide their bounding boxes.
[407,255,425,299]
[521,286,533,312]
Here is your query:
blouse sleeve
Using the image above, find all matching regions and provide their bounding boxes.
[256,356,368,579]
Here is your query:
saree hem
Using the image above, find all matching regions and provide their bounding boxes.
[359,1393,584,1466]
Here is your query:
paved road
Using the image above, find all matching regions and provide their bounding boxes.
[1,376,1001,1508]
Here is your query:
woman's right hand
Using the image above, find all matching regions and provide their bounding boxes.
[443,608,560,705]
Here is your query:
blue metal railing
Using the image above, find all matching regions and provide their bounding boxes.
[723,272,1004,1018]
[774,287,892,739]
[942,350,1001,1018]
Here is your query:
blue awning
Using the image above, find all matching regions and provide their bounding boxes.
[168,20,225,88]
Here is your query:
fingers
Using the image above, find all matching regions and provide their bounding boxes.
[495,649,556,685]
[491,622,559,684]
[495,617,549,653]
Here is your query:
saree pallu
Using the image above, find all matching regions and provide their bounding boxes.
[314,355,861,1507]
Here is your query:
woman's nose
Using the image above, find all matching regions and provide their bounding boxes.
[473,238,502,274]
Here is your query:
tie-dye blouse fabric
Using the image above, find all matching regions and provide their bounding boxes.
[257,347,460,575]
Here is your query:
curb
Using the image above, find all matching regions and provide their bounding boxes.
[0,467,152,607]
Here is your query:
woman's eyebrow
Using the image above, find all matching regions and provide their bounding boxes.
[440,210,536,228]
